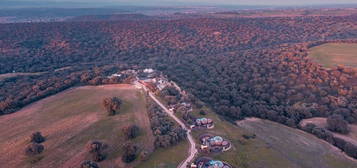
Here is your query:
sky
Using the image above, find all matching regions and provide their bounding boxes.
[7,0,357,6]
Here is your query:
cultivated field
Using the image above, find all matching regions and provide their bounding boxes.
[308,43,357,68]
[0,84,161,168]
[237,118,357,168]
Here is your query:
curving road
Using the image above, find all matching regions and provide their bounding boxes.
[134,81,197,168]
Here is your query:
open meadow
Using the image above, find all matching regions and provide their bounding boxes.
[237,118,357,168]
[308,43,357,68]
[0,84,188,168]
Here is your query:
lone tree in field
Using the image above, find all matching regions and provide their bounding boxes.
[80,160,99,168]
[327,114,350,134]
[30,132,45,143]
[86,141,106,162]
[25,143,44,156]
[102,97,122,116]
[122,142,138,163]
[122,125,140,139]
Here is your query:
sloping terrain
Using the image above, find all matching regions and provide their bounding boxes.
[0,84,155,168]
[237,118,357,168]
[300,117,357,146]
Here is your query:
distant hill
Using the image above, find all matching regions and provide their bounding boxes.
[69,14,159,22]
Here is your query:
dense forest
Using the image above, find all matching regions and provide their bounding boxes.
[1,13,357,158]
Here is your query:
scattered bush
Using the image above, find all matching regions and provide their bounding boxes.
[122,142,138,163]
[199,110,207,115]
[86,141,106,162]
[25,143,44,156]
[242,133,256,140]
[103,97,122,116]
[122,125,140,139]
[302,123,317,133]
[80,160,99,168]
[148,103,187,148]
[327,114,350,134]
[139,150,150,161]
[30,132,45,144]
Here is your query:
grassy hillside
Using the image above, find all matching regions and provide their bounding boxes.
[237,118,357,168]
[181,104,357,168]
[0,84,188,168]
[308,43,357,68]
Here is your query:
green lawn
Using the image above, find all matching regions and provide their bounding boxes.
[308,43,357,68]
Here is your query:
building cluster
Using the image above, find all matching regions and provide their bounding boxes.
[199,134,231,153]
[190,157,232,168]
[137,68,172,92]
[191,117,215,129]
[124,68,231,168]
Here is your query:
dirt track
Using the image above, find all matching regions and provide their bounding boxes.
[134,81,197,168]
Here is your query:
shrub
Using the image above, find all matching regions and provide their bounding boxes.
[327,114,349,134]
[344,142,357,158]
[25,143,44,156]
[86,141,106,162]
[30,132,45,144]
[80,160,99,168]
[103,97,122,116]
[302,123,316,133]
[122,125,140,139]
[199,110,207,115]
[122,142,138,163]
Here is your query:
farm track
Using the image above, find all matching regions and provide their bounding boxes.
[134,81,198,168]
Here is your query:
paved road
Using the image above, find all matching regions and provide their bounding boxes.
[134,81,197,168]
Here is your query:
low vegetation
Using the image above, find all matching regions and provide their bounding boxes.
[25,143,44,156]
[121,142,138,163]
[102,97,122,116]
[122,125,140,140]
[308,43,357,68]
[30,132,46,144]
[147,101,187,148]
[86,141,106,162]
[80,160,99,168]
[327,114,350,134]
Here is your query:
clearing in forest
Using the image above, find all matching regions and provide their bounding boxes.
[308,43,357,68]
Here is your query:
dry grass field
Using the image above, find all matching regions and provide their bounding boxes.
[308,43,357,68]
[0,84,156,168]
[237,118,357,168]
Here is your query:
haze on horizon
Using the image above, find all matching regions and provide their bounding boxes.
[8,0,357,6]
